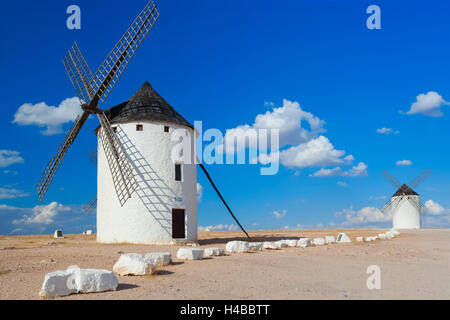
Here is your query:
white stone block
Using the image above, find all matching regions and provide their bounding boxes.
[176,248,203,260]
[203,248,225,257]
[313,238,325,246]
[378,233,387,240]
[83,230,93,235]
[225,241,250,253]
[284,240,298,247]
[263,242,280,250]
[336,233,352,243]
[144,252,171,267]
[39,268,118,298]
[297,238,312,248]
[356,237,364,242]
[248,242,263,251]
[325,236,336,244]
[274,240,288,248]
[113,253,155,276]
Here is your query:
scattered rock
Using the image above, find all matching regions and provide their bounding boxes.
[274,240,288,248]
[336,233,352,243]
[325,236,336,244]
[204,248,225,257]
[40,259,55,264]
[2,247,15,250]
[176,248,203,260]
[248,242,263,251]
[144,252,172,267]
[263,242,280,250]
[313,238,326,246]
[39,268,118,298]
[0,266,10,275]
[117,251,124,255]
[378,233,387,240]
[297,238,312,248]
[283,240,298,247]
[113,253,156,276]
[225,241,250,253]
[356,237,365,242]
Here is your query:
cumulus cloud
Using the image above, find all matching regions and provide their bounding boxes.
[337,181,348,187]
[310,162,368,177]
[280,136,354,168]
[0,150,24,168]
[12,202,71,225]
[197,183,203,202]
[335,205,392,226]
[377,127,399,135]
[396,160,412,166]
[0,186,30,200]
[12,97,82,135]
[402,91,449,117]
[422,200,450,215]
[198,224,238,232]
[272,210,287,219]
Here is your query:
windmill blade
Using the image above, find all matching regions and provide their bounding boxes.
[97,112,137,206]
[381,170,402,189]
[63,42,95,105]
[88,149,98,166]
[90,0,159,105]
[408,169,432,190]
[380,195,404,213]
[36,112,90,202]
[405,196,420,211]
[83,194,98,213]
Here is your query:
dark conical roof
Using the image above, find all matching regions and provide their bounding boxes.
[104,81,192,128]
[392,184,419,197]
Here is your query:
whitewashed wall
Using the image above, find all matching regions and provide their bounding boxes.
[96,121,197,244]
[392,195,421,229]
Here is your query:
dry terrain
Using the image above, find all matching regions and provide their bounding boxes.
[0,228,449,300]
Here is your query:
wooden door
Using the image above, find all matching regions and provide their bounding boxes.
[172,209,186,239]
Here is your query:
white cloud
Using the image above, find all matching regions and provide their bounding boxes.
[337,181,348,187]
[396,160,412,166]
[402,91,449,117]
[0,186,29,200]
[0,150,24,168]
[12,97,82,135]
[196,183,203,202]
[272,209,287,219]
[13,202,71,225]
[336,206,392,226]
[198,224,238,232]
[310,162,368,177]
[422,200,450,215]
[377,127,399,135]
[280,136,354,168]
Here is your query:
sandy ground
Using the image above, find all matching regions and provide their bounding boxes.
[0,228,449,300]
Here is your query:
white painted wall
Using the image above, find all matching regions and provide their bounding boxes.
[392,195,421,229]
[96,121,197,244]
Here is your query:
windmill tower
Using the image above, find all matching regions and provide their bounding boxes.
[381,170,431,229]
[36,1,250,244]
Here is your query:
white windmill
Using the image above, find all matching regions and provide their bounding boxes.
[380,170,431,229]
[36,1,250,244]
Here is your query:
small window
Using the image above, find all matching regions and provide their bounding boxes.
[136,124,143,131]
[175,163,182,181]
[164,126,170,133]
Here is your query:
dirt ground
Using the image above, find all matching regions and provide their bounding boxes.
[0,228,449,300]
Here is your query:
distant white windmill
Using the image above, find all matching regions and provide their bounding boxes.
[380,169,431,229]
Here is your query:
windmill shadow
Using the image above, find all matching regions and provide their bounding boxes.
[116,127,179,238]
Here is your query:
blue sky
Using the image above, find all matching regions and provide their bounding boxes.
[1,0,450,235]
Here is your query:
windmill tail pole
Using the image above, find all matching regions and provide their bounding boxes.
[198,163,251,240]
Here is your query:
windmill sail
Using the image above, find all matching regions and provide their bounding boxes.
[97,112,137,206]
[36,112,90,202]
[90,0,159,104]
